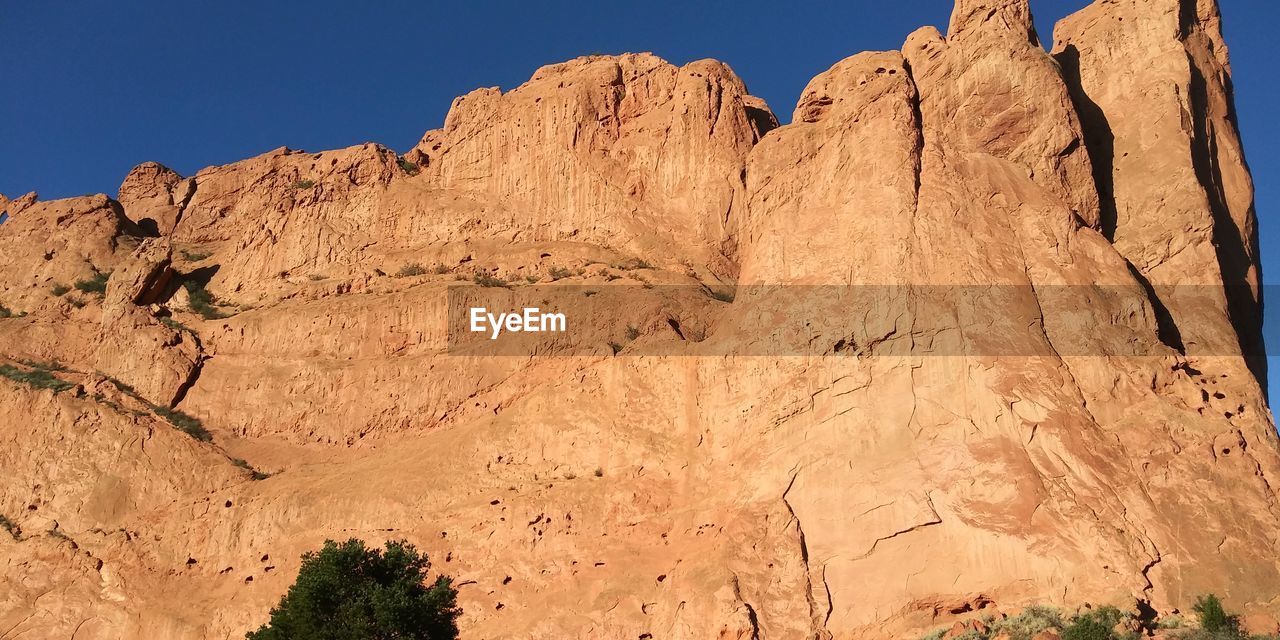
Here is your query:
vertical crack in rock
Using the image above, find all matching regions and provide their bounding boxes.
[781,469,831,637]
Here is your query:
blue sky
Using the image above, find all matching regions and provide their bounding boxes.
[3,1,1278,393]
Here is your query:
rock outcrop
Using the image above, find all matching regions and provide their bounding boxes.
[0,1,1275,639]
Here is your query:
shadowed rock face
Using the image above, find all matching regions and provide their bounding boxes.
[0,1,1276,638]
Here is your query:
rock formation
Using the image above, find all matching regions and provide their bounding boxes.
[1,0,1276,638]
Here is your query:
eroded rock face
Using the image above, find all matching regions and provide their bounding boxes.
[0,1,1275,639]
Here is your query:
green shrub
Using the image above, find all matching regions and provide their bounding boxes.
[548,266,572,281]
[1062,607,1128,640]
[0,363,75,393]
[398,158,420,175]
[74,271,111,295]
[51,284,71,296]
[1194,595,1240,636]
[293,179,316,190]
[432,263,451,275]
[396,263,427,278]
[246,538,459,640]
[0,304,10,318]
[184,281,227,320]
[180,249,211,262]
[989,605,1064,640]
[625,325,640,341]
[154,406,211,441]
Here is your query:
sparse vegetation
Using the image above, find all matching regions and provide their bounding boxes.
[524,274,540,284]
[593,467,604,477]
[432,263,451,275]
[706,287,736,303]
[159,316,194,334]
[398,158,420,175]
[548,266,572,281]
[246,538,459,640]
[184,280,227,320]
[0,304,10,318]
[231,457,271,481]
[472,271,509,288]
[180,249,212,262]
[0,362,75,393]
[625,325,640,341]
[0,515,19,539]
[68,296,87,309]
[396,263,428,278]
[74,270,111,295]
[614,258,652,270]
[917,596,1278,640]
[292,179,316,190]
[609,342,623,355]
[154,405,211,441]
[51,283,71,296]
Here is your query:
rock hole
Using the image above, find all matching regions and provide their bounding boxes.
[244,576,253,583]
[503,576,512,585]
[656,574,666,582]
[224,500,232,508]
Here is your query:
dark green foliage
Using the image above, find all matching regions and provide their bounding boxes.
[68,296,87,309]
[1194,595,1240,636]
[181,249,212,262]
[398,158,420,175]
[396,263,427,278]
[0,363,75,393]
[293,179,316,190]
[154,406,211,441]
[184,280,227,320]
[74,271,111,295]
[51,283,71,296]
[246,538,459,640]
[1062,607,1126,640]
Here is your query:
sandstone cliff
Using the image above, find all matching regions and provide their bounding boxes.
[0,1,1276,639]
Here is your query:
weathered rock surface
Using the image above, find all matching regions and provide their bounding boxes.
[0,1,1276,639]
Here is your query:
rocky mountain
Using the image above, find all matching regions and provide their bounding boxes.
[1,0,1277,638]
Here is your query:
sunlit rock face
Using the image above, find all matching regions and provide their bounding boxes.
[1,1,1277,638]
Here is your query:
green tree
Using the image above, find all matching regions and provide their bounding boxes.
[247,538,459,640]
[1193,594,1240,636]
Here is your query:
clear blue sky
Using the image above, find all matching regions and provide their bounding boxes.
[3,1,1279,393]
